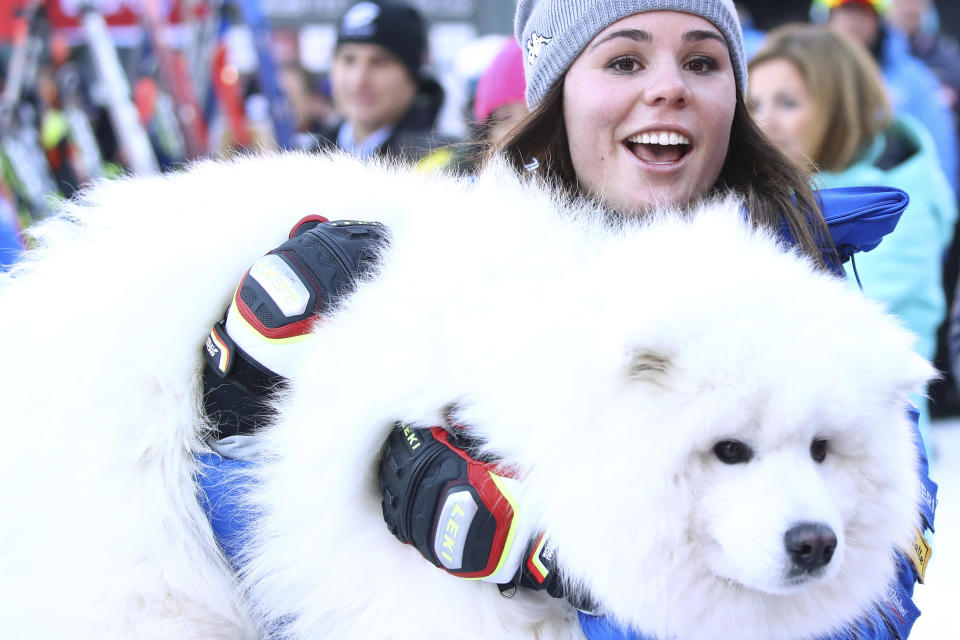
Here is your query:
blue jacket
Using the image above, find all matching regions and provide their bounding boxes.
[196,186,936,639]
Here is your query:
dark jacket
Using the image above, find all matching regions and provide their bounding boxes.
[315,74,459,164]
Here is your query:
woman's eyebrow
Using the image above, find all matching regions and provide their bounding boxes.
[683,29,725,45]
[588,29,651,51]
[588,28,724,52]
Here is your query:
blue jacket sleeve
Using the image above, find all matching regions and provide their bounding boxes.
[578,408,937,640]
[195,452,257,568]
[0,204,22,272]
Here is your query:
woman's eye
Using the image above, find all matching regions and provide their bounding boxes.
[685,56,718,73]
[776,97,799,110]
[608,56,641,73]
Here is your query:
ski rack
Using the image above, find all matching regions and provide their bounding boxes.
[226,0,296,149]
[2,0,43,109]
[1,0,58,219]
[210,41,252,148]
[56,61,104,183]
[79,1,159,175]
[139,0,209,160]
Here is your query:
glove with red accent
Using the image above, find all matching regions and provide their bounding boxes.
[378,423,592,608]
[202,215,388,438]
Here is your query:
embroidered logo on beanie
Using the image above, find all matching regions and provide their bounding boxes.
[525,32,553,64]
[340,2,381,37]
[335,1,427,79]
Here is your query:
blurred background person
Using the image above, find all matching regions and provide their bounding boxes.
[812,0,960,420]
[811,0,957,193]
[470,37,527,147]
[314,0,457,164]
[749,23,956,439]
[888,0,960,110]
[442,36,528,174]
[889,0,960,417]
[279,64,337,148]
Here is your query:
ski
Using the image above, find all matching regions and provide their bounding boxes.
[139,0,209,160]
[1,0,58,220]
[79,1,159,175]
[228,0,295,149]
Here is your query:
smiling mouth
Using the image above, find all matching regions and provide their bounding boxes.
[625,131,692,165]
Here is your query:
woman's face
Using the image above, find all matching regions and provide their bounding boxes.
[562,11,736,213]
[747,58,815,166]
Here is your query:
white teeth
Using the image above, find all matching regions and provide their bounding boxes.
[627,131,690,145]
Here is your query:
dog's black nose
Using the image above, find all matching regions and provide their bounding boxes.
[784,523,837,571]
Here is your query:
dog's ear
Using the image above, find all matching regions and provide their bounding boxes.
[897,351,939,396]
[626,348,672,386]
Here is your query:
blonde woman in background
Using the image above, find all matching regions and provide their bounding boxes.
[748,23,956,440]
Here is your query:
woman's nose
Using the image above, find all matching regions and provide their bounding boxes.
[642,64,691,106]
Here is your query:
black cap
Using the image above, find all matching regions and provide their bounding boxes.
[335,1,427,79]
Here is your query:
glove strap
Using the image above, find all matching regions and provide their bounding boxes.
[202,319,288,438]
[513,532,598,612]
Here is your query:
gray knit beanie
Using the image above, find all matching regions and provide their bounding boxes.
[515,0,746,108]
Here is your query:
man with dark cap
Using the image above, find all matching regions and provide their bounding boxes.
[315,0,456,165]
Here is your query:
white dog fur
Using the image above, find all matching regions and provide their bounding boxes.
[0,152,932,640]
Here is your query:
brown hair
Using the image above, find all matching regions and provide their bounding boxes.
[483,79,837,270]
[749,24,892,172]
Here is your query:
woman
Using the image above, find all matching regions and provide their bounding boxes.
[198,1,934,638]
[748,23,956,440]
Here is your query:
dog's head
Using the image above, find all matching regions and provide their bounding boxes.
[457,203,933,640]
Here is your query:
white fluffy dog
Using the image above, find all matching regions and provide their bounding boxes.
[0,153,931,640]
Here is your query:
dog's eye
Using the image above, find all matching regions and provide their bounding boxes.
[810,438,829,463]
[713,440,753,464]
